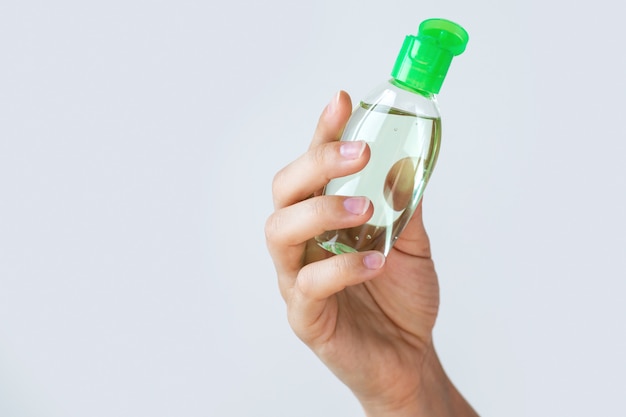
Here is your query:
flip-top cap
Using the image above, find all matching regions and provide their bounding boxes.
[391,18,469,94]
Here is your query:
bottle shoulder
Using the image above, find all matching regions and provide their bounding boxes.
[360,80,441,119]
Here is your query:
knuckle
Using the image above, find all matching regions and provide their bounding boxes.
[264,212,282,243]
[271,168,287,199]
[294,271,316,299]
[312,143,332,170]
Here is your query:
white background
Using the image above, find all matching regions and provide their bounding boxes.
[1,1,625,416]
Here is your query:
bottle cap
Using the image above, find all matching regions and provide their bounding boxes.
[391,18,469,94]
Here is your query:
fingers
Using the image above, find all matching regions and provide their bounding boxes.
[265,195,373,276]
[267,196,372,248]
[392,202,432,259]
[266,90,378,309]
[272,91,362,210]
[287,251,386,342]
[310,90,353,150]
[272,140,370,209]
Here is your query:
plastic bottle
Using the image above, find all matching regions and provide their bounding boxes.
[315,18,469,256]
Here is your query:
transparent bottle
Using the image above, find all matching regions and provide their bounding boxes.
[316,18,469,256]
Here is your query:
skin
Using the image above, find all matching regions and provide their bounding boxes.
[265,91,479,417]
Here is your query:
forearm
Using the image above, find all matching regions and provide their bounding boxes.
[360,345,479,417]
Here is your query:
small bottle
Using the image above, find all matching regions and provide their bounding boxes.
[316,18,469,256]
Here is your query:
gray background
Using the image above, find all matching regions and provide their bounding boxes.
[1,0,625,416]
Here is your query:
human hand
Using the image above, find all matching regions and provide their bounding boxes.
[265,91,477,417]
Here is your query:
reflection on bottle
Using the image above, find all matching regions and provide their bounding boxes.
[384,157,417,211]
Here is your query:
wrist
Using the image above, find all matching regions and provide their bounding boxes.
[359,344,478,417]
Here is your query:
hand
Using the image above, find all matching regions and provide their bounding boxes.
[265,91,478,417]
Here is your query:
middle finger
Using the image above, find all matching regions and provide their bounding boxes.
[272,140,370,209]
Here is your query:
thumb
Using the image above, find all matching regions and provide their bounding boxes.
[392,201,432,258]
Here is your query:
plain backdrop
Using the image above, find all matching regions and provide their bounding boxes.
[1,1,625,416]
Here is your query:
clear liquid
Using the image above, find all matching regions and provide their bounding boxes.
[316,102,441,255]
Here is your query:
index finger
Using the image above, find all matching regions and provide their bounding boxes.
[271,91,360,210]
[309,90,353,149]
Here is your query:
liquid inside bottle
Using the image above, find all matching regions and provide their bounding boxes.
[316,100,441,256]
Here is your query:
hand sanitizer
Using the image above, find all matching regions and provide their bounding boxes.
[316,18,469,256]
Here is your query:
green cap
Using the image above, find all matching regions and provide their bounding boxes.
[391,18,469,94]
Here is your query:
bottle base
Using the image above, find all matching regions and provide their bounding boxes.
[315,225,389,256]
[316,239,358,255]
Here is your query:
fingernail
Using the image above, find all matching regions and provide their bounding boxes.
[363,252,385,270]
[343,197,370,215]
[340,141,366,159]
[326,91,340,115]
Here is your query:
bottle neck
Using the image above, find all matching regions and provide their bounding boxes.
[390,78,435,99]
